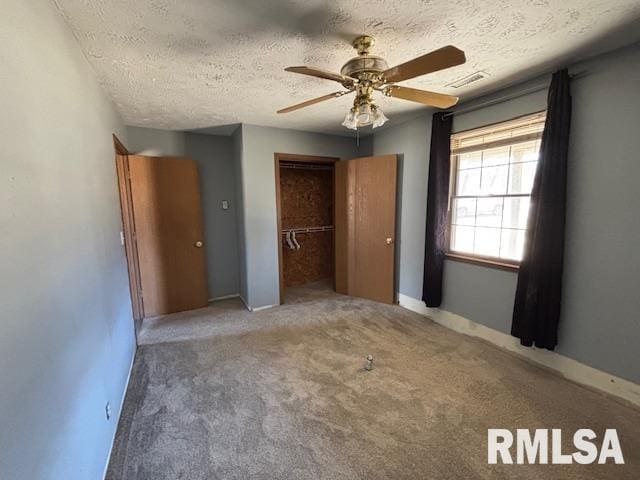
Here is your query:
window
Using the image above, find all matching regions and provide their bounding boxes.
[448,112,546,265]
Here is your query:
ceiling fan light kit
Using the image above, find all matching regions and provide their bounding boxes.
[342,103,388,130]
[278,35,466,130]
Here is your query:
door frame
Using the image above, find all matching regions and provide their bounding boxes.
[113,134,145,330]
[274,153,339,304]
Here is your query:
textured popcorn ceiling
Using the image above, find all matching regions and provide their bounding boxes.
[54,0,640,135]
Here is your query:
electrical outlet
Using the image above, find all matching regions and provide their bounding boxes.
[221,200,229,210]
[105,401,111,420]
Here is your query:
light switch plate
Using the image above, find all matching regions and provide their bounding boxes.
[221,200,229,210]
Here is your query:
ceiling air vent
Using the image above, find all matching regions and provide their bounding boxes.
[446,71,490,89]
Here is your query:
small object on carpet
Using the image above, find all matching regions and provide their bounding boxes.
[365,354,374,371]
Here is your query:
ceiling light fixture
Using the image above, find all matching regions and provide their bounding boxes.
[341,102,387,130]
[342,91,388,131]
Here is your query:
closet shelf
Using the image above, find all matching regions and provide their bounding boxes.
[281,225,334,234]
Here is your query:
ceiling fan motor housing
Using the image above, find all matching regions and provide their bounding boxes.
[340,55,389,80]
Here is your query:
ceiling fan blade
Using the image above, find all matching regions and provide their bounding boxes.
[383,46,466,83]
[277,91,351,114]
[285,66,355,86]
[386,85,459,109]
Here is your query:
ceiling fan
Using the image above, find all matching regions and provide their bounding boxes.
[277,35,466,130]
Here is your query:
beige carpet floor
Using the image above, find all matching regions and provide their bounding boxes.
[107,284,640,479]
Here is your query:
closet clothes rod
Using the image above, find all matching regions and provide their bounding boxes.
[279,163,333,171]
[281,225,334,234]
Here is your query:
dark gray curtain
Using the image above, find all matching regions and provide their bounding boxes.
[422,112,453,307]
[511,69,572,349]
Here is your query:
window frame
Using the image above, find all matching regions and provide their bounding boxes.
[445,111,547,271]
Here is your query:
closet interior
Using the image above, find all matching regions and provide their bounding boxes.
[277,157,336,297]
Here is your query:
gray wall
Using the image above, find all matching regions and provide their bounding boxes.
[125,127,240,299]
[238,124,372,308]
[125,126,185,157]
[373,42,640,384]
[554,44,640,383]
[232,127,248,302]
[373,116,431,298]
[0,1,136,479]
[185,133,240,298]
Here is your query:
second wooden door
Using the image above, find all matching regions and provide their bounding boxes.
[335,155,398,304]
[128,155,209,316]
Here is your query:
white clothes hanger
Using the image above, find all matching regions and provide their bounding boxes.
[291,231,301,249]
[285,230,295,250]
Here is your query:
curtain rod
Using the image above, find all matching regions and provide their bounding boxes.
[443,70,588,119]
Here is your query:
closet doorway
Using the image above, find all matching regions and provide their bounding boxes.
[275,153,338,304]
[275,153,398,305]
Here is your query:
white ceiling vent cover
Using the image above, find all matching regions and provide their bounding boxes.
[446,71,490,88]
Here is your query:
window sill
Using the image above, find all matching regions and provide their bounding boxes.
[445,253,519,272]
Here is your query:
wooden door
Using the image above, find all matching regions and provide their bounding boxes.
[128,155,208,316]
[335,155,397,304]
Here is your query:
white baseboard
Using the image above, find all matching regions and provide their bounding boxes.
[237,295,276,312]
[208,293,240,302]
[238,295,252,312]
[398,293,640,407]
[102,346,136,480]
[251,304,276,312]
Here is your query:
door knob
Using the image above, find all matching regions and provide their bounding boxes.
[195,241,203,248]
[386,237,393,245]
